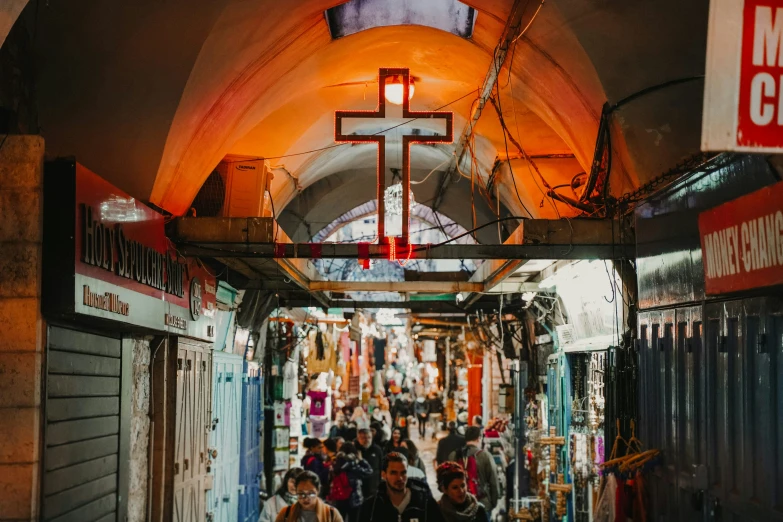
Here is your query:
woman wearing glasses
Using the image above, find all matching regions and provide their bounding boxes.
[259,468,303,522]
[275,470,344,522]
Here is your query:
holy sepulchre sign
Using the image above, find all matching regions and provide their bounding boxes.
[42,161,216,340]
[702,0,783,151]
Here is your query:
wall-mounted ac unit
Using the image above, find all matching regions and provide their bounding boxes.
[215,158,274,217]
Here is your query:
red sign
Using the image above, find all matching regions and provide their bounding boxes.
[702,0,783,152]
[737,1,783,147]
[698,180,783,294]
[43,161,216,341]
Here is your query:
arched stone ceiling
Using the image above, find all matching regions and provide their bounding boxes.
[12,0,709,229]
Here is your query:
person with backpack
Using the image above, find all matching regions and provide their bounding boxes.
[275,471,344,522]
[358,452,444,522]
[327,442,373,522]
[447,427,499,512]
[259,467,303,522]
[436,462,488,522]
[302,438,331,498]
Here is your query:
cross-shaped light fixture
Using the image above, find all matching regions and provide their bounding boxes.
[335,68,453,245]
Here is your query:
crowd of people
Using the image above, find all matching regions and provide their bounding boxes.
[259,418,501,522]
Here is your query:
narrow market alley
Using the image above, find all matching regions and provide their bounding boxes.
[0,2,782,522]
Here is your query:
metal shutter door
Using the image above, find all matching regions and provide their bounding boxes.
[43,326,125,522]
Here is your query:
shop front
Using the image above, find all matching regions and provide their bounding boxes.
[42,161,216,522]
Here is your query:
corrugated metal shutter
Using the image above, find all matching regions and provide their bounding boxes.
[43,326,127,522]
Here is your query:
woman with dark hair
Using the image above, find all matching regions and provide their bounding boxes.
[326,442,373,522]
[259,467,303,522]
[275,471,344,522]
[301,438,330,498]
[436,463,487,522]
[383,428,403,454]
[400,439,426,478]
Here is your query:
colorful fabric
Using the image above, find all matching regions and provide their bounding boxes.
[308,391,328,417]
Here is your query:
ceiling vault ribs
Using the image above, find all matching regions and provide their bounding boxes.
[433,0,530,217]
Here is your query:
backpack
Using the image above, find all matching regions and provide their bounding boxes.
[327,471,352,502]
[459,448,485,499]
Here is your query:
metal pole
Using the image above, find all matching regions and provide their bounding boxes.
[445,336,451,400]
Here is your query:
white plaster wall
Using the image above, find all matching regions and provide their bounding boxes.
[128,337,151,522]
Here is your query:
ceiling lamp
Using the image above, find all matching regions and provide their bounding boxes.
[385,75,414,105]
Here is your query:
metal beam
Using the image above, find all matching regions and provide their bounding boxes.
[309,281,483,293]
[178,242,633,260]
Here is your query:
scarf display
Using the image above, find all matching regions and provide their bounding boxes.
[282,492,297,505]
[439,493,480,522]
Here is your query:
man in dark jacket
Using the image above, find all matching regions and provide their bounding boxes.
[435,422,465,465]
[359,452,444,522]
[355,428,384,498]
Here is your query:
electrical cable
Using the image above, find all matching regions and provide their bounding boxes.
[491,62,534,219]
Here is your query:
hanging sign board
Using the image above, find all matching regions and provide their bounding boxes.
[698,180,783,294]
[702,0,783,152]
[43,160,216,341]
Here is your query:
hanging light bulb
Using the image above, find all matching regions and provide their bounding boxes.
[385,75,415,105]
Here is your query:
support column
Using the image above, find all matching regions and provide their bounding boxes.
[0,135,45,521]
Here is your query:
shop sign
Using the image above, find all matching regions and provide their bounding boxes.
[702,0,783,152]
[43,161,216,341]
[698,180,783,294]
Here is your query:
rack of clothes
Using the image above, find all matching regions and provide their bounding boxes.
[594,420,658,522]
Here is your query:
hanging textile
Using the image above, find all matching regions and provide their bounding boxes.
[311,417,328,438]
[289,397,303,437]
[308,390,328,417]
[373,337,387,371]
[593,473,617,522]
[315,330,325,359]
[274,402,287,427]
[307,330,335,374]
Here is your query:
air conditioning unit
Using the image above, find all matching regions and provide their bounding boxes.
[215,158,274,217]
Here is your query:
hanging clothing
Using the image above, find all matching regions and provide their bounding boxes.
[289,397,303,437]
[282,359,298,400]
[593,473,617,522]
[274,402,287,427]
[308,330,336,374]
[632,470,648,522]
[308,391,328,417]
[373,338,387,371]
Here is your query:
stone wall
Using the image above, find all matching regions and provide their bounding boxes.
[128,336,152,522]
[0,135,44,521]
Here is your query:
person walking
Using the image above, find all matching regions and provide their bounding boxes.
[427,393,444,440]
[358,452,444,522]
[383,427,403,454]
[436,463,488,522]
[275,471,344,522]
[354,428,384,500]
[414,397,430,438]
[447,427,499,512]
[259,467,303,522]
[327,442,373,522]
[435,422,465,466]
[302,438,331,498]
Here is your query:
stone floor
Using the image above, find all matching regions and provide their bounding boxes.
[412,422,445,500]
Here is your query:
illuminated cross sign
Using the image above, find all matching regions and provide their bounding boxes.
[335,68,453,244]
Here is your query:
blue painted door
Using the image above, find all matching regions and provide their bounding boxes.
[208,351,244,522]
[238,361,262,522]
